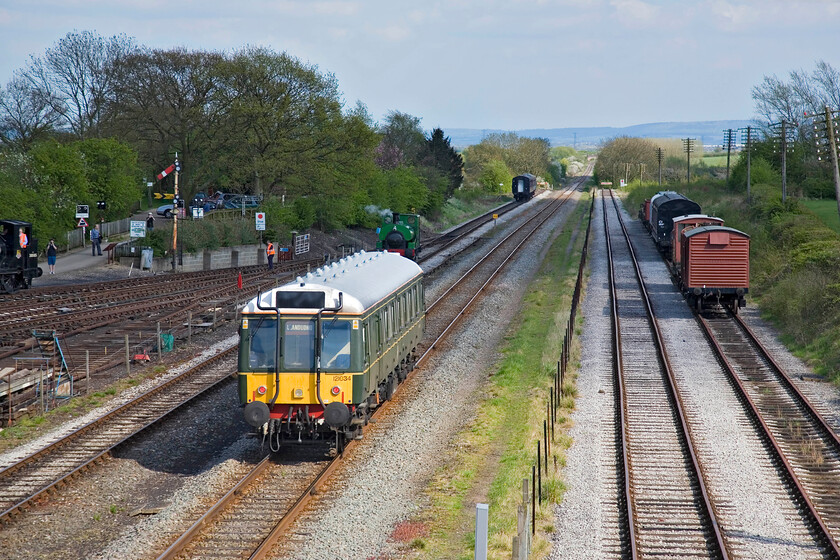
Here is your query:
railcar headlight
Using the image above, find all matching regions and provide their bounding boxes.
[257,385,267,395]
[294,389,304,398]
[330,386,341,396]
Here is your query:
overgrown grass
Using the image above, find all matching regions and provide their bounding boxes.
[0,366,167,453]
[411,194,590,559]
[701,155,730,167]
[801,199,840,235]
[426,192,513,233]
[624,180,840,385]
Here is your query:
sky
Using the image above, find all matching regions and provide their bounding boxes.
[0,0,839,131]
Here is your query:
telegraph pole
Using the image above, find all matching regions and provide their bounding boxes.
[738,126,754,203]
[682,138,696,183]
[812,106,840,220]
[722,129,735,184]
[781,120,788,203]
[770,119,796,202]
[655,147,664,186]
[638,163,645,186]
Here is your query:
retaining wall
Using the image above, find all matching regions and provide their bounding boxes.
[119,244,270,273]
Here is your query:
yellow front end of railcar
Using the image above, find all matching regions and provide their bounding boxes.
[240,371,357,406]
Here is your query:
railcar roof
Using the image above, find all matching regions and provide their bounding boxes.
[673,214,723,223]
[651,191,696,208]
[242,250,422,314]
[684,225,750,239]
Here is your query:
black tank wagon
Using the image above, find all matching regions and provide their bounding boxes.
[649,192,701,251]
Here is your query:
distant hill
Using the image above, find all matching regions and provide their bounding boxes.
[445,120,753,150]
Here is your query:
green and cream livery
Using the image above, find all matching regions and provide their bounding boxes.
[239,251,424,449]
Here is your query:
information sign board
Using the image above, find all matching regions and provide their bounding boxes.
[130,221,146,237]
[255,212,266,231]
[76,205,89,218]
[294,233,310,255]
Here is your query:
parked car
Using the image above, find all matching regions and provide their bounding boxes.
[207,192,241,209]
[223,195,261,209]
[157,204,175,218]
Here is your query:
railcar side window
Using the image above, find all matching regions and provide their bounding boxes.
[284,320,315,370]
[363,323,370,366]
[248,317,277,370]
[322,320,351,370]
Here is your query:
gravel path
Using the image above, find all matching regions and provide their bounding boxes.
[550,194,831,559]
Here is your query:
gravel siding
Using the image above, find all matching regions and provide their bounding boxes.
[549,194,622,559]
[550,194,830,559]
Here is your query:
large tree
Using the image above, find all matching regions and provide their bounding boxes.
[107,47,226,196]
[594,136,658,185]
[424,127,463,200]
[22,31,136,139]
[0,73,60,151]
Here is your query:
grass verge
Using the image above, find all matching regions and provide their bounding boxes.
[0,365,167,454]
[801,198,840,235]
[402,194,591,559]
[426,192,513,233]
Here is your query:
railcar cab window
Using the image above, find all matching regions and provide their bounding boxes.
[284,320,315,369]
[247,317,277,370]
[283,319,351,371]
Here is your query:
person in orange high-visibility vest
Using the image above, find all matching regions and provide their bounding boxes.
[18,230,28,249]
[266,241,275,270]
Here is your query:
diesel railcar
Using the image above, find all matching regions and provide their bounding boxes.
[0,220,42,294]
[238,251,425,449]
[376,212,420,260]
[512,173,537,202]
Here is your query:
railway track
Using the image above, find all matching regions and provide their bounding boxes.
[0,260,319,420]
[603,189,728,559]
[0,347,238,523]
[154,181,586,560]
[699,308,840,556]
[419,199,519,263]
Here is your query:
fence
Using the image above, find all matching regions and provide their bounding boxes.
[510,191,595,559]
[64,218,132,251]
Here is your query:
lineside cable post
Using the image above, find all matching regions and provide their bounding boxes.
[810,106,840,222]
[723,129,735,184]
[738,126,754,203]
[655,147,664,186]
[682,138,696,183]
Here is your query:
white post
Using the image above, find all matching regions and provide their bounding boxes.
[475,503,489,560]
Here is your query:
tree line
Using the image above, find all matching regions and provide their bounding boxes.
[0,31,465,243]
[594,60,840,203]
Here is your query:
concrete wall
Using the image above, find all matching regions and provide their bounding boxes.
[120,244,268,273]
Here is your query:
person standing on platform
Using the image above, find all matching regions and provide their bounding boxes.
[46,239,57,274]
[266,241,275,270]
[91,224,102,256]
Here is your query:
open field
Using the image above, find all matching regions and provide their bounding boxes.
[702,155,731,167]
[802,199,840,235]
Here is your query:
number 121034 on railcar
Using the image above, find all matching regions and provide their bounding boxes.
[238,251,425,450]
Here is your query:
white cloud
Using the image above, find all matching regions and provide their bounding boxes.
[610,0,659,24]
[375,24,411,42]
[707,0,758,28]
